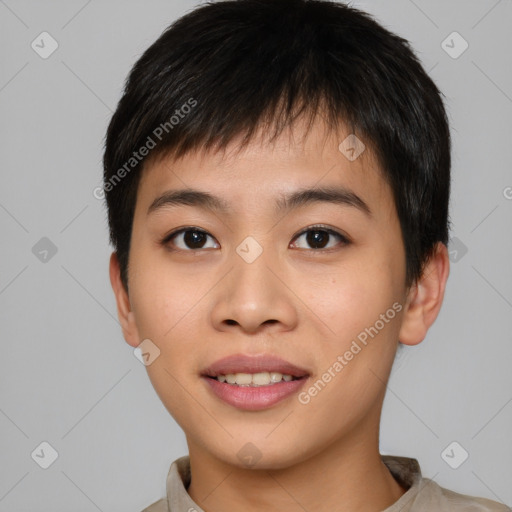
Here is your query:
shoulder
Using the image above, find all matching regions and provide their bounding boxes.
[139,455,194,512]
[417,478,510,511]
[381,455,509,512]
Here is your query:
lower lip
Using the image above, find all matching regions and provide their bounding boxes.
[202,376,308,411]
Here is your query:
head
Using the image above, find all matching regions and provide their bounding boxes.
[104,0,450,468]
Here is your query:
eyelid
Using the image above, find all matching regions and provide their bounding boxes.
[291,223,351,243]
[290,224,351,251]
[162,226,206,242]
[161,226,218,246]
[161,224,351,250]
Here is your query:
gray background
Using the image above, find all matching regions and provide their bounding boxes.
[1,0,511,510]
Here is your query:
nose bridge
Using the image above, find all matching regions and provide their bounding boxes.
[210,234,297,333]
[231,234,278,306]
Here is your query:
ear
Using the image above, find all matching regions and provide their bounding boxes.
[398,242,450,346]
[109,252,140,348]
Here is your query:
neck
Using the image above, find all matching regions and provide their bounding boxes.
[186,416,406,512]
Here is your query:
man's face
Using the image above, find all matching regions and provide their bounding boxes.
[123,119,410,468]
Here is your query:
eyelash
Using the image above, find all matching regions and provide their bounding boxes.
[160,224,351,253]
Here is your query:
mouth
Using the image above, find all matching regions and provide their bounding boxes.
[201,353,309,383]
[204,372,305,386]
[201,354,310,410]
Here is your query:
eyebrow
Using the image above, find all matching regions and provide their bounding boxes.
[147,186,372,218]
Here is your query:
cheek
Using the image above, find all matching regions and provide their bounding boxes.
[127,249,214,397]
[296,267,401,422]
[295,256,403,410]
[298,255,400,344]
[129,261,203,415]
[128,243,206,339]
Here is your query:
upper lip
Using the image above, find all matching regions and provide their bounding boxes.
[202,354,310,378]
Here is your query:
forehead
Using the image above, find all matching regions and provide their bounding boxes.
[136,118,394,221]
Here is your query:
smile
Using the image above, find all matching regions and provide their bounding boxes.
[212,371,299,386]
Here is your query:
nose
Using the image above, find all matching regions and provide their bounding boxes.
[209,245,298,335]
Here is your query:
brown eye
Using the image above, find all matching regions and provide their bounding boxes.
[163,228,219,251]
[291,226,350,250]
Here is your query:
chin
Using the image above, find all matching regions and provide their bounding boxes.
[207,436,311,471]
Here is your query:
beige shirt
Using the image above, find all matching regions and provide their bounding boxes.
[142,455,510,512]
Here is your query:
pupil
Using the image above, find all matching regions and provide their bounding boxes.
[307,230,328,249]
[185,230,206,249]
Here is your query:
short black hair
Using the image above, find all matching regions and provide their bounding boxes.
[102,0,451,292]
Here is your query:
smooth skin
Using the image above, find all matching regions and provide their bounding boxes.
[110,116,449,512]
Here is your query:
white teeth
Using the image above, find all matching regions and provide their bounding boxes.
[235,373,253,385]
[270,372,282,383]
[215,372,297,386]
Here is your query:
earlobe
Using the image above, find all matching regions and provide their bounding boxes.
[398,242,450,346]
[109,252,140,348]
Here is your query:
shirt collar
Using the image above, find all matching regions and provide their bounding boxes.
[164,454,424,512]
